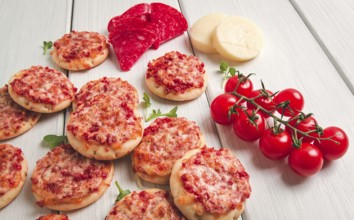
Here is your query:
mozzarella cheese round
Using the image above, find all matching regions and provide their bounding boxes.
[189,13,227,53]
[213,16,264,61]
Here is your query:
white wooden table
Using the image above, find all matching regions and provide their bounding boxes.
[1,0,353,219]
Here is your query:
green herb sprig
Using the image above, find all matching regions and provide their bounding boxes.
[42,41,53,55]
[115,181,131,202]
[43,134,68,149]
[142,93,178,122]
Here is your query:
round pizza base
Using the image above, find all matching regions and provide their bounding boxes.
[0,157,27,209]
[0,113,40,140]
[170,148,245,220]
[7,72,73,113]
[51,47,109,71]
[145,72,208,101]
[32,162,114,211]
[106,188,182,220]
[66,115,143,161]
[0,85,41,140]
[133,134,206,185]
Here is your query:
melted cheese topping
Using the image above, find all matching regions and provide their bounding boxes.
[67,77,142,146]
[180,147,251,214]
[74,77,138,108]
[0,85,40,138]
[146,51,205,94]
[10,66,76,105]
[133,117,202,177]
[53,31,108,62]
[0,144,24,196]
[107,190,185,220]
[31,144,111,206]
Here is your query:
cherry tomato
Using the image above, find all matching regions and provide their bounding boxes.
[288,143,323,176]
[246,89,275,118]
[286,115,319,143]
[259,129,293,160]
[224,76,253,98]
[314,126,349,160]
[274,88,304,117]
[233,109,266,141]
[210,94,240,125]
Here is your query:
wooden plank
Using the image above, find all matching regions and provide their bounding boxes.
[63,0,221,219]
[180,0,354,219]
[291,0,354,94]
[0,0,72,219]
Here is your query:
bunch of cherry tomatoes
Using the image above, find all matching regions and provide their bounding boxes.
[210,63,349,177]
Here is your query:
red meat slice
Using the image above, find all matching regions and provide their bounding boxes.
[107,3,188,71]
[108,17,160,49]
[121,3,150,20]
[107,3,150,32]
[109,29,157,71]
[150,3,188,44]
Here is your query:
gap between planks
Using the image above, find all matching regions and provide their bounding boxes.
[289,0,354,95]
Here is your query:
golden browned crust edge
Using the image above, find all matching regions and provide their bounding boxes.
[32,161,114,211]
[0,152,28,209]
[7,71,73,113]
[0,93,41,140]
[132,134,206,185]
[145,71,208,101]
[170,148,245,220]
[66,112,143,161]
[51,45,109,71]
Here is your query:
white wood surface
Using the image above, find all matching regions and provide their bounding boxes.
[0,0,353,220]
[291,0,354,93]
[0,0,72,219]
[180,0,354,219]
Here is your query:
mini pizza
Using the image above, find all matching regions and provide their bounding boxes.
[51,31,109,71]
[106,189,185,220]
[7,66,76,113]
[66,77,143,160]
[170,147,251,220]
[36,214,69,220]
[72,77,138,110]
[0,144,27,209]
[132,117,205,184]
[145,51,207,101]
[31,144,114,211]
[0,85,41,140]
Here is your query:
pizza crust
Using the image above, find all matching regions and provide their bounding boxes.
[145,51,208,101]
[132,118,205,185]
[0,151,27,209]
[36,214,69,220]
[31,144,114,211]
[145,72,208,101]
[66,77,143,160]
[7,67,75,113]
[170,148,245,220]
[51,46,109,71]
[32,159,114,211]
[106,188,184,220]
[8,84,72,113]
[0,113,40,140]
[51,31,109,71]
[0,85,41,140]
[66,113,143,161]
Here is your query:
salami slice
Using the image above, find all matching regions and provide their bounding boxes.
[109,29,157,71]
[107,3,188,71]
[108,17,160,49]
[107,3,150,32]
[150,3,188,44]
[121,3,150,20]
